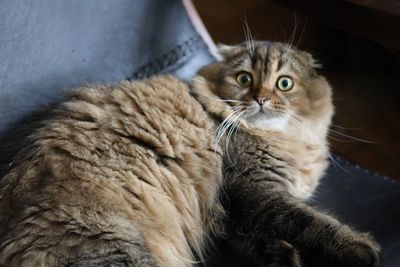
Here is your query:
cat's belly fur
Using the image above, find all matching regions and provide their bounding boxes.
[0,76,224,267]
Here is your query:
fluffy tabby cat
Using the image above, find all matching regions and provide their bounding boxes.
[0,41,380,267]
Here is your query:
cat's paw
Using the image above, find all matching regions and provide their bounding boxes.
[335,232,381,267]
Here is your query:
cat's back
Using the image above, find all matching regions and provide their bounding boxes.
[0,75,223,267]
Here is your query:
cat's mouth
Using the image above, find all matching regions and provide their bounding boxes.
[244,101,289,130]
[245,101,275,117]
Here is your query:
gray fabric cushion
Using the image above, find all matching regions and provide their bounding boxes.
[0,0,213,136]
[309,156,400,267]
[0,0,398,266]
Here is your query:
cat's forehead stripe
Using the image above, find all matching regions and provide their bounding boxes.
[257,45,287,78]
[226,43,309,78]
[251,49,263,69]
[263,46,271,77]
[276,46,286,72]
[230,57,247,69]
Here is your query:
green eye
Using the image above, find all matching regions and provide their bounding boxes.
[236,72,253,87]
[276,76,294,91]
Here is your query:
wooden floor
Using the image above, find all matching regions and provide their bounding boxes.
[193,0,400,180]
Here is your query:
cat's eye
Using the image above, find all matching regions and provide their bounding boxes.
[236,72,253,87]
[276,76,294,91]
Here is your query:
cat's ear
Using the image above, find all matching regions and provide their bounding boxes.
[197,62,224,83]
[300,51,322,69]
[217,44,242,59]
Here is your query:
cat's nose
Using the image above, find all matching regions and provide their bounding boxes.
[256,97,267,106]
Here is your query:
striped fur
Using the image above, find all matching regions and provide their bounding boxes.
[0,41,380,267]
[0,76,225,267]
[193,41,381,266]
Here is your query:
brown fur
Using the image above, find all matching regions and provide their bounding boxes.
[193,41,333,200]
[192,41,380,267]
[0,41,380,267]
[0,76,224,267]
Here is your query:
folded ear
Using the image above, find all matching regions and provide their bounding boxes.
[217,43,242,59]
[300,51,322,69]
[197,62,224,84]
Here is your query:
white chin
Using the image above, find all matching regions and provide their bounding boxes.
[246,113,289,130]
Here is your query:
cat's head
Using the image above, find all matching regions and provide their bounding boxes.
[193,41,334,143]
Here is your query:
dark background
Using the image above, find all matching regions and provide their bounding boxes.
[194,0,400,180]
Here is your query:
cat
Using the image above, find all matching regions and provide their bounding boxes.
[193,41,380,267]
[0,41,380,267]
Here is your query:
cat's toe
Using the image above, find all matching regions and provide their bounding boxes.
[263,240,302,267]
[336,232,381,267]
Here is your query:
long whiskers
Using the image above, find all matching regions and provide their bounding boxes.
[291,112,374,144]
[328,152,349,172]
[286,1,298,51]
[242,17,255,56]
[214,109,246,163]
[214,111,238,151]
[295,17,308,48]
[290,113,311,130]
[225,110,246,153]
[224,110,247,176]
[331,123,365,130]
[328,129,374,144]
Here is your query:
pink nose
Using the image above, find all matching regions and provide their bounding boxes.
[256,97,267,106]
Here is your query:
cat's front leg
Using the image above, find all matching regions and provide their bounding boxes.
[296,213,381,267]
[228,182,381,267]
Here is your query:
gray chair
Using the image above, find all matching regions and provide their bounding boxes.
[0,0,398,266]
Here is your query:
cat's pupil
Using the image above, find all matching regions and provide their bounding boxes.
[241,76,250,83]
[282,80,288,87]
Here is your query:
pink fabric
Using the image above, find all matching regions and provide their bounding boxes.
[182,0,222,60]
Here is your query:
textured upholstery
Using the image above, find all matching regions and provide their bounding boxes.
[0,0,214,136]
[309,156,400,267]
[0,0,398,266]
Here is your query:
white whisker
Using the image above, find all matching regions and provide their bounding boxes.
[288,3,298,49]
[328,153,348,173]
[242,17,255,56]
[295,17,308,48]
[214,111,238,151]
[328,135,352,143]
[331,124,365,130]
[328,129,374,144]
[217,99,243,103]
[224,111,246,168]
